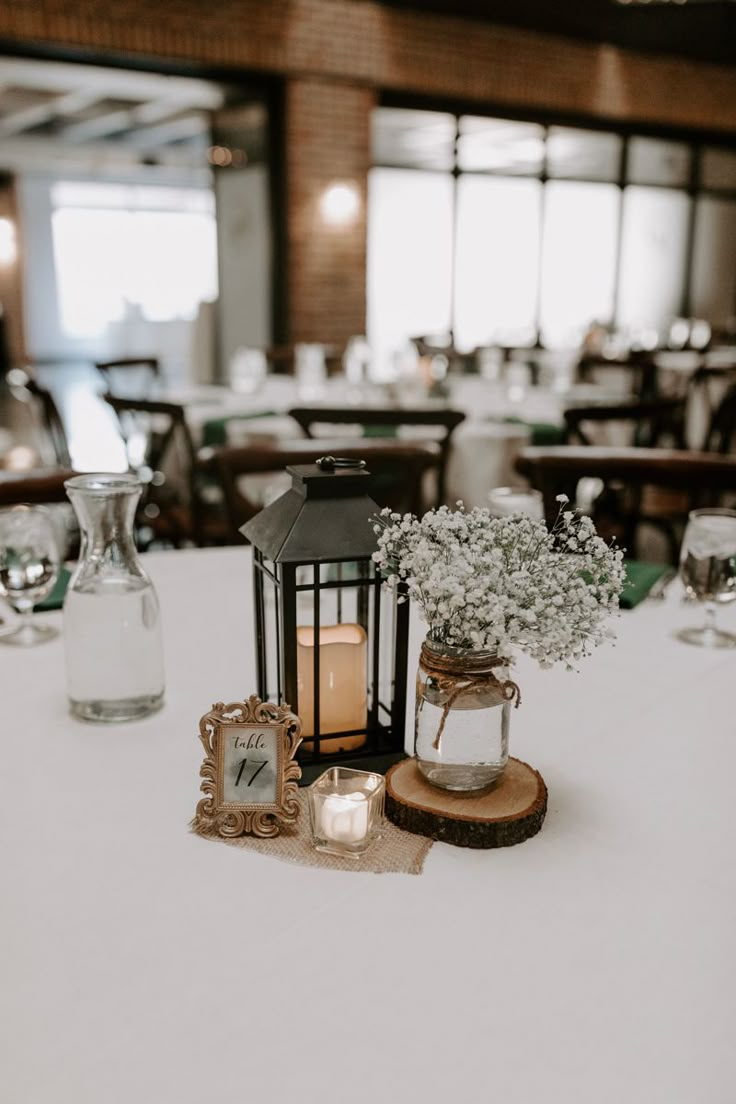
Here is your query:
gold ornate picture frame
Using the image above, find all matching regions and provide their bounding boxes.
[194,696,302,838]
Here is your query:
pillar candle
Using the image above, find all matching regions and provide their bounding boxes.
[296,623,367,752]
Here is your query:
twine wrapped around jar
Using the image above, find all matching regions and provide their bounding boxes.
[418,640,521,752]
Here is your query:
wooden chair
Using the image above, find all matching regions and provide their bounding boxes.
[288,407,465,506]
[0,467,76,506]
[20,379,72,467]
[95,357,160,396]
[575,350,659,398]
[563,397,687,449]
[703,381,736,454]
[516,446,736,563]
[199,439,442,541]
[104,394,228,547]
[411,335,476,375]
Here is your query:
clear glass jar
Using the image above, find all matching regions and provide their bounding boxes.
[415,639,517,792]
[63,473,164,722]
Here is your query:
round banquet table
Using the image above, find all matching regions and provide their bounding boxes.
[2,547,734,1103]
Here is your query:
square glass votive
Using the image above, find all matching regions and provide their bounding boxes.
[308,767,385,858]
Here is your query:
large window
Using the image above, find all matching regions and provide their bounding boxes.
[454,175,541,349]
[366,168,454,365]
[368,109,736,356]
[51,182,218,340]
[539,181,619,348]
[616,187,690,335]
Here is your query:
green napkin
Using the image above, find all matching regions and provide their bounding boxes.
[362,424,398,438]
[528,422,566,446]
[34,566,72,613]
[202,409,278,447]
[620,561,673,610]
[502,417,566,446]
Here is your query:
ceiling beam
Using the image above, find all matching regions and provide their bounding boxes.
[60,107,137,142]
[126,113,210,149]
[0,96,57,136]
[59,103,209,144]
[0,133,210,176]
[0,57,224,109]
[0,88,103,136]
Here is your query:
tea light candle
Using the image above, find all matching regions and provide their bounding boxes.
[308,767,385,857]
[297,623,367,751]
[319,792,369,844]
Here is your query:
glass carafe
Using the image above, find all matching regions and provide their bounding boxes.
[63,473,164,722]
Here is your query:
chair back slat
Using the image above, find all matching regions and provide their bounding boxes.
[22,380,72,467]
[200,439,442,540]
[95,358,160,397]
[563,398,687,450]
[103,394,203,545]
[287,407,464,506]
[703,382,736,454]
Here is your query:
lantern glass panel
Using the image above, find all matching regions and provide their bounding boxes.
[256,553,281,705]
[294,559,374,754]
[378,582,402,728]
[295,564,315,627]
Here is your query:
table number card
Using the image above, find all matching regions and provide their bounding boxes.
[194,696,302,838]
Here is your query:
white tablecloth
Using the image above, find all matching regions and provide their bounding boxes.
[2,547,735,1103]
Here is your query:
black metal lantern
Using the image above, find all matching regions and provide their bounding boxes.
[241,459,410,784]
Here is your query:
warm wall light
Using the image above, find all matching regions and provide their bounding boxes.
[0,218,17,265]
[319,182,360,227]
[207,145,245,167]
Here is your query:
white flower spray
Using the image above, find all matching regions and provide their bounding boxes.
[373,496,625,670]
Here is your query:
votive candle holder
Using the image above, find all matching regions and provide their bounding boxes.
[308,767,385,858]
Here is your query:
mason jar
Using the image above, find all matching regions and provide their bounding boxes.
[415,638,518,792]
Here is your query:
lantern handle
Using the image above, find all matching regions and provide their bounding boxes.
[315,456,367,471]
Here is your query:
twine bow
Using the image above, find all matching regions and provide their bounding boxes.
[418,642,521,752]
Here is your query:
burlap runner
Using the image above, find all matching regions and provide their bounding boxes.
[192,792,433,875]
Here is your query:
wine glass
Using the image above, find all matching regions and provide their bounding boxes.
[0,505,61,646]
[677,507,736,648]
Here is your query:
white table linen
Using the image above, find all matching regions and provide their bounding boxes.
[2,546,735,1103]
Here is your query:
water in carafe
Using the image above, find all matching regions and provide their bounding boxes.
[63,473,164,722]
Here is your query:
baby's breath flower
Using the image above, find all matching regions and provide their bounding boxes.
[372,499,625,668]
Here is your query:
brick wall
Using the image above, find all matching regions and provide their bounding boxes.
[1,0,734,344]
[2,0,734,131]
[286,79,375,344]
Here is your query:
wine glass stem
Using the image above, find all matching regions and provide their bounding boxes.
[14,602,34,638]
[704,601,717,637]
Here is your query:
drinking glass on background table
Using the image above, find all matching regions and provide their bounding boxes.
[343,335,372,386]
[678,508,736,648]
[296,343,327,400]
[229,347,267,394]
[0,505,61,646]
[488,487,544,521]
[505,361,532,403]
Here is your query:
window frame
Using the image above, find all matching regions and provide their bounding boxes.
[372,95,736,348]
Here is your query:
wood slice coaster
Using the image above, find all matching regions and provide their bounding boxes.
[384,757,547,849]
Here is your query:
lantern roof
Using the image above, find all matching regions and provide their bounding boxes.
[240,463,380,563]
